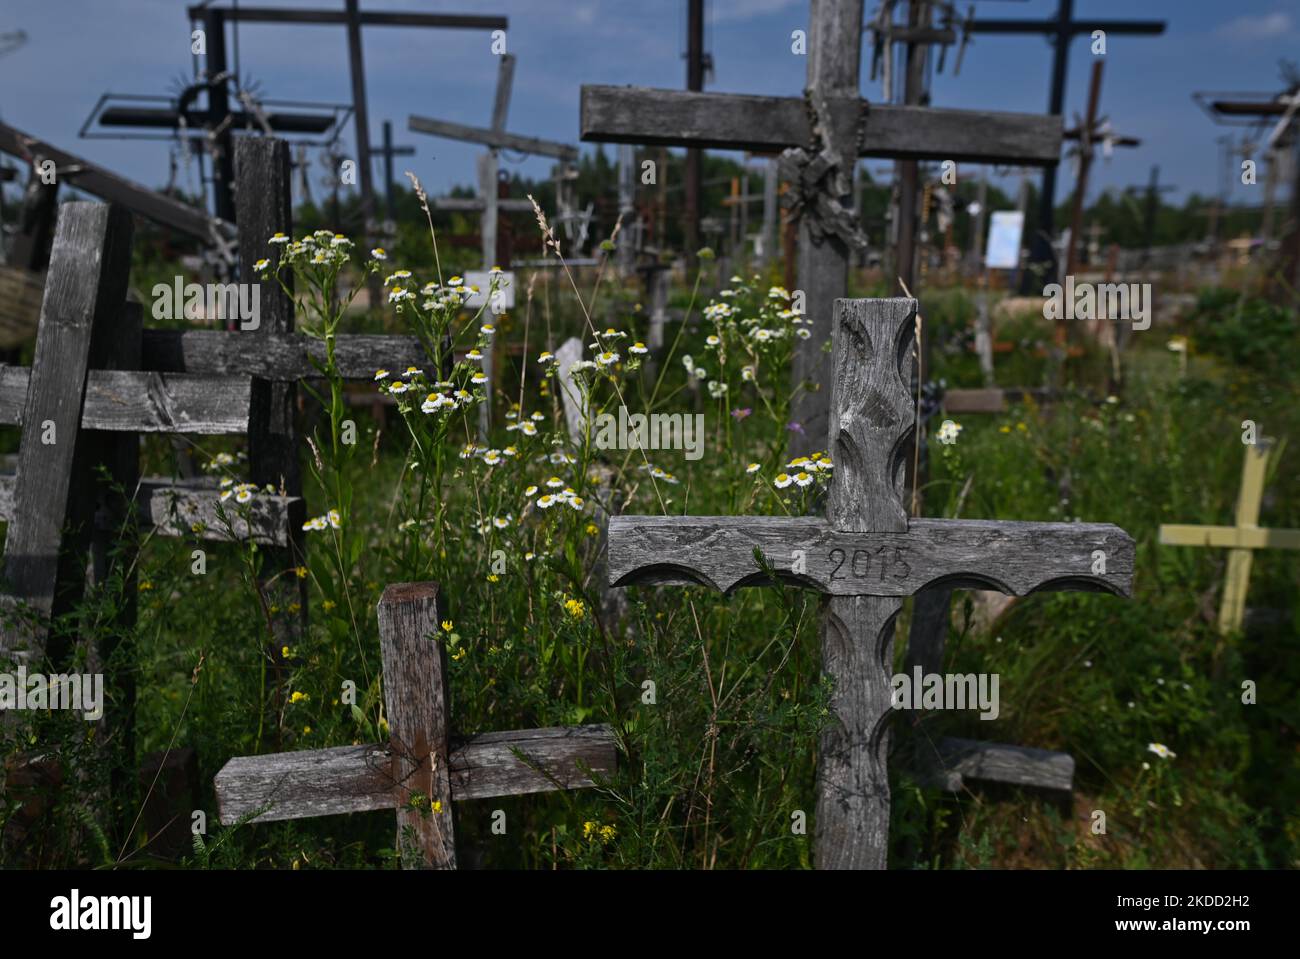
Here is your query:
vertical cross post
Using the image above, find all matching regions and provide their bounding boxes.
[818,298,913,868]
[238,138,307,729]
[790,0,865,457]
[377,582,456,868]
[1,202,134,663]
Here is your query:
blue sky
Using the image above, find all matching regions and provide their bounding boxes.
[2,0,1297,215]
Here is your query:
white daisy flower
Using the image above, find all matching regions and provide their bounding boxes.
[482,449,503,466]
[520,422,538,436]
[597,351,620,366]
[706,335,720,347]
[774,473,793,489]
[1146,742,1176,760]
[471,373,488,385]
[745,463,761,474]
[537,494,557,509]
[269,232,290,245]
[794,471,813,488]
[546,477,564,488]
[524,485,539,497]
[388,381,409,394]
[629,342,648,354]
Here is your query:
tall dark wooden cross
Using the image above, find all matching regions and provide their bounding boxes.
[189,2,507,231]
[969,0,1164,290]
[608,297,1135,868]
[580,0,1062,457]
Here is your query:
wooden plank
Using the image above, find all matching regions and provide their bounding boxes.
[579,86,1063,165]
[1158,524,1300,551]
[941,388,1005,414]
[817,298,913,870]
[609,515,1135,597]
[0,367,249,433]
[0,122,225,243]
[141,330,428,380]
[214,724,617,824]
[202,6,508,29]
[409,114,578,162]
[788,0,864,458]
[934,737,1075,792]
[377,582,456,869]
[433,197,533,213]
[0,202,133,661]
[237,139,307,692]
[0,477,295,547]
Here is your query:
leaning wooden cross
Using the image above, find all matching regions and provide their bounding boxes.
[214,582,617,868]
[580,0,1061,455]
[608,298,1134,869]
[1159,439,1299,635]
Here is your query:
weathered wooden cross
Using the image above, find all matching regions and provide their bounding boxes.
[608,297,1134,869]
[1159,439,1299,636]
[580,0,1062,456]
[214,582,617,868]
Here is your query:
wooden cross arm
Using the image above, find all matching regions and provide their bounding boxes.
[1159,524,1300,551]
[580,86,1062,166]
[0,475,300,547]
[608,516,1134,597]
[214,724,618,825]
[408,114,579,162]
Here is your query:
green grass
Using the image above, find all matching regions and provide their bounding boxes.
[3,237,1296,869]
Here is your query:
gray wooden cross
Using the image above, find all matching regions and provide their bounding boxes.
[214,581,617,869]
[580,0,1062,456]
[608,297,1134,869]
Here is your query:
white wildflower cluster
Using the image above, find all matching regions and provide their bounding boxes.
[505,408,546,437]
[937,420,963,446]
[303,509,342,532]
[692,278,811,403]
[266,230,353,270]
[773,451,832,490]
[473,512,516,535]
[203,451,244,473]
[218,479,271,504]
[534,476,586,511]
[637,463,680,484]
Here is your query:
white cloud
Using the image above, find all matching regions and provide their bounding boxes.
[1219,12,1294,39]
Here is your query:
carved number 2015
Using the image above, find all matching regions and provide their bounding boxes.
[828,546,910,581]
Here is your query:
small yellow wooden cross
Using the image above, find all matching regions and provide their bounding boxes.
[1159,439,1300,635]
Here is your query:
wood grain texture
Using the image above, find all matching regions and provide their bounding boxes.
[828,298,915,532]
[0,477,294,546]
[141,330,429,380]
[816,594,901,869]
[0,367,249,433]
[0,121,225,242]
[1,202,133,661]
[214,724,617,824]
[608,515,1134,597]
[377,582,456,869]
[237,138,308,673]
[579,86,1062,165]
[931,737,1075,792]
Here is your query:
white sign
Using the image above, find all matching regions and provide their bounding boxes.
[464,270,515,314]
[984,211,1024,270]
